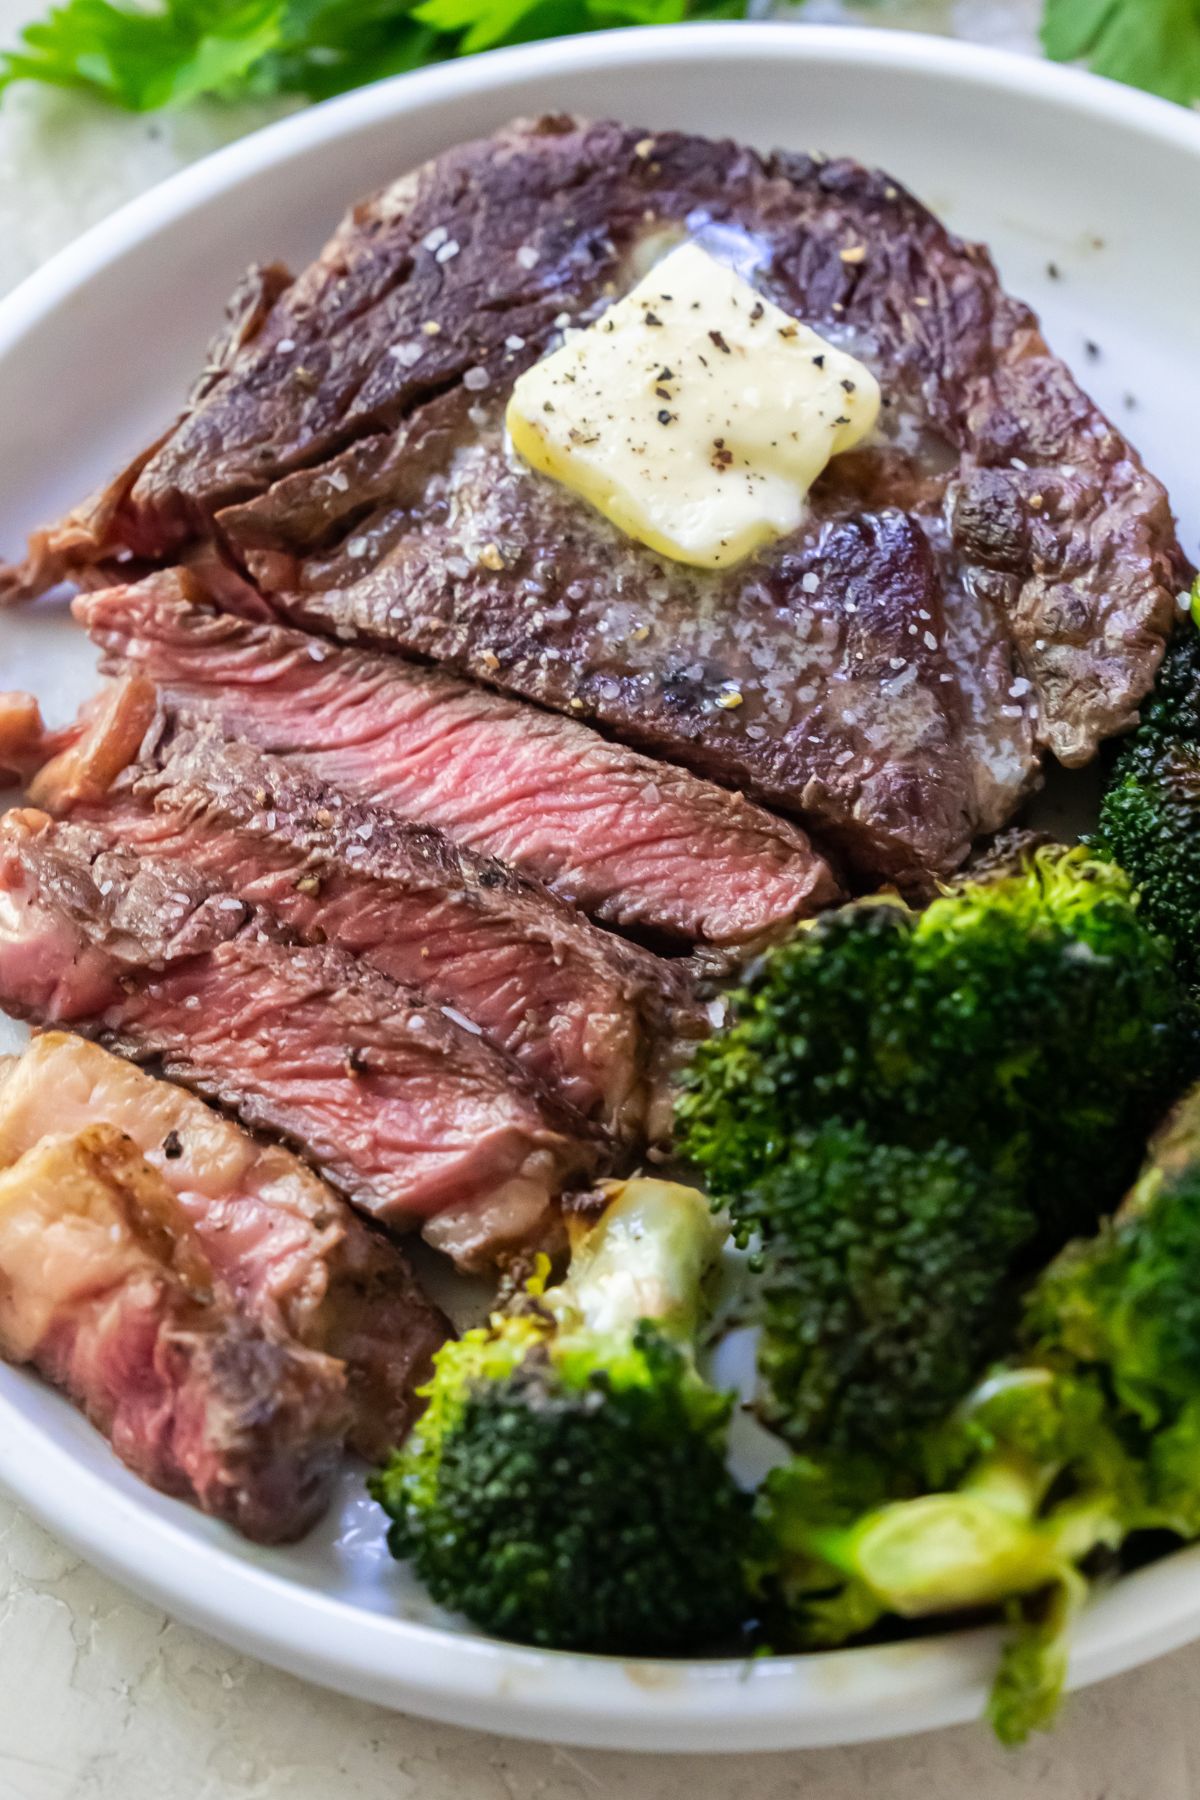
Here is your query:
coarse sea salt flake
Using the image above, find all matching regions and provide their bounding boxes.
[276,337,296,354]
[801,571,820,594]
[516,244,539,269]
[389,342,423,367]
[346,536,369,557]
[422,226,449,251]
[435,239,460,264]
[441,1006,483,1036]
[463,367,490,392]
[505,335,526,351]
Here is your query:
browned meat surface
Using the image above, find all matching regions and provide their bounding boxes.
[9,119,1182,878]
[1,678,158,797]
[7,263,295,606]
[0,1033,448,1458]
[0,809,592,1265]
[0,693,47,785]
[34,695,691,1140]
[0,1124,348,1541]
[79,574,839,946]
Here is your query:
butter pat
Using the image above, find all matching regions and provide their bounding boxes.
[506,242,881,570]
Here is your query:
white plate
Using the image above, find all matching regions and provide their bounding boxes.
[1,22,1199,1752]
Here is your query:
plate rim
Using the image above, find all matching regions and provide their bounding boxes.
[2,19,1200,1750]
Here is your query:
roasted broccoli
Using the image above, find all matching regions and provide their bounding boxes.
[678,844,1192,1245]
[1098,590,1200,986]
[739,1122,1031,1467]
[759,1083,1200,1743]
[370,1179,753,1654]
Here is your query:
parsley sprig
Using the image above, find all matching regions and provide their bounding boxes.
[0,0,1196,117]
[1041,0,1200,109]
[0,0,740,110]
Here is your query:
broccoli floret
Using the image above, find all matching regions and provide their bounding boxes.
[759,1083,1200,1743]
[370,1179,753,1655]
[1098,596,1200,986]
[1119,588,1200,754]
[739,1123,1030,1466]
[678,845,1192,1244]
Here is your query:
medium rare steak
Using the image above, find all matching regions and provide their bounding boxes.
[79,574,839,946]
[0,810,592,1266]
[0,1124,348,1541]
[0,1033,448,1458]
[32,699,690,1140]
[10,119,1183,878]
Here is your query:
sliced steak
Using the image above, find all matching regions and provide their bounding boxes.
[0,1124,347,1541]
[79,574,839,946]
[0,810,591,1266]
[11,119,1182,876]
[0,1032,448,1458]
[32,697,689,1140]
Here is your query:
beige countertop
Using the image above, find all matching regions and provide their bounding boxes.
[2,3,1198,1794]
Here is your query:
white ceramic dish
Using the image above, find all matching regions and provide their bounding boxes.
[0,21,1199,1752]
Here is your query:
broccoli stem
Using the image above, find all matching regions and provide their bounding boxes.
[805,1449,1117,1621]
[547,1178,725,1343]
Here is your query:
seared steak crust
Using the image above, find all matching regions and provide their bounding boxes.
[0,1033,448,1459]
[79,574,839,946]
[0,1124,348,1542]
[12,118,1183,878]
[0,809,591,1261]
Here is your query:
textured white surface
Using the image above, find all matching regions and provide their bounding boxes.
[2,1,1200,1792]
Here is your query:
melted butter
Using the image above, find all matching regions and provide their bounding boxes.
[506,242,880,571]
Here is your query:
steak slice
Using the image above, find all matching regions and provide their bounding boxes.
[0,809,591,1266]
[0,1032,448,1459]
[79,574,839,946]
[32,697,690,1141]
[0,1124,348,1542]
[11,118,1182,876]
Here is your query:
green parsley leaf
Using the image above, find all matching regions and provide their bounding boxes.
[1042,0,1200,107]
[0,0,743,110]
